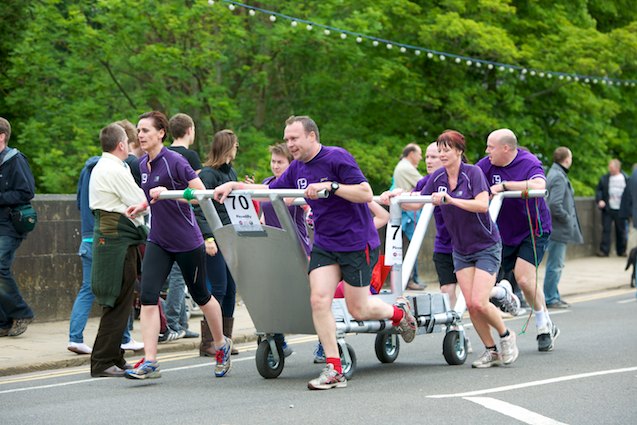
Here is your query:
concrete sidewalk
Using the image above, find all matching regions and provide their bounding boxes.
[1,255,634,377]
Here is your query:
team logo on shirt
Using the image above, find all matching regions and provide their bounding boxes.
[141,173,148,184]
[493,175,502,184]
[437,186,447,193]
[297,178,308,189]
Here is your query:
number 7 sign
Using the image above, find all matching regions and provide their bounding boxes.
[384,223,403,266]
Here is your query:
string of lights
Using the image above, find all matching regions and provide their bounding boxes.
[207,0,636,88]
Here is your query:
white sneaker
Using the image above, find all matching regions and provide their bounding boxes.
[67,342,92,355]
[471,349,501,368]
[500,330,519,365]
[121,339,144,351]
[496,280,522,316]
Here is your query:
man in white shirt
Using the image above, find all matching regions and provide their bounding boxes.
[392,143,425,290]
[89,123,148,377]
[595,159,629,257]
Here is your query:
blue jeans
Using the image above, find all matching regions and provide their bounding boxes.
[206,251,236,317]
[68,240,132,343]
[164,263,188,332]
[543,239,567,305]
[0,235,33,328]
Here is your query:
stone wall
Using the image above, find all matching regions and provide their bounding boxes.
[14,196,604,322]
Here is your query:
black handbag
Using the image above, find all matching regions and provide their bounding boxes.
[10,204,37,234]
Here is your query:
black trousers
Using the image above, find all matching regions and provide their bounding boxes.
[600,209,628,255]
[91,245,139,374]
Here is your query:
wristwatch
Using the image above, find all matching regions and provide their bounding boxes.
[330,182,340,193]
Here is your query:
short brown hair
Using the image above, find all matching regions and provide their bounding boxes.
[553,147,571,164]
[100,123,127,153]
[269,143,293,163]
[168,113,194,140]
[139,111,169,142]
[204,129,238,169]
[116,119,139,150]
[285,115,320,143]
[0,117,11,143]
[401,143,420,159]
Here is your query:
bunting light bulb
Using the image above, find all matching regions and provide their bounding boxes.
[217,1,636,88]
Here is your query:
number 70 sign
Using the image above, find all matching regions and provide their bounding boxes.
[224,193,263,233]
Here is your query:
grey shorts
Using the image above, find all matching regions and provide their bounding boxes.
[452,242,502,275]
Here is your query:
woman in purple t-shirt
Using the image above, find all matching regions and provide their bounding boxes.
[124,111,232,379]
[422,130,518,369]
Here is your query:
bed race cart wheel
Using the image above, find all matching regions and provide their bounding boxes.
[442,330,468,365]
[256,339,285,379]
[338,342,357,380]
[374,333,400,364]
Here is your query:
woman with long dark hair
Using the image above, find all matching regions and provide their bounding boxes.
[196,129,241,356]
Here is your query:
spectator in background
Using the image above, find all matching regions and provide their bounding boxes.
[88,123,148,377]
[117,120,142,186]
[595,159,628,257]
[543,147,583,310]
[196,129,241,356]
[392,143,425,290]
[67,156,100,355]
[620,164,637,290]
[0,117,36,337]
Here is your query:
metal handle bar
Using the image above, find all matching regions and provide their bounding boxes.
[158,188,329,200]
[497,189,547,199]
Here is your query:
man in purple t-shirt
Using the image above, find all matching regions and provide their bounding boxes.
[214,115,417,390]
[476,128,558,353]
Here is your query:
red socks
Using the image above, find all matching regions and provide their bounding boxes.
[391,305,404,326]
[326,357,342,374]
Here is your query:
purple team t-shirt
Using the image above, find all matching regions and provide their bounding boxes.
[421,163,500,256]
[476,149,552,246]
[415,175,452,254]
[268,145,379,252]
[261,175,312,256]
[140,147,204,252]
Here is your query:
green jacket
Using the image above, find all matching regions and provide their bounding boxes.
[91,210,148,307]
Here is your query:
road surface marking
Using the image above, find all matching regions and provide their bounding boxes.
[428,366,637,398]
[464,396,568,425]
[0,356,255,395]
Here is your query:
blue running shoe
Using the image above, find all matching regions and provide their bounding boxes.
[214,337,232,377]
[124,359,161,380]
[313,342,326,364]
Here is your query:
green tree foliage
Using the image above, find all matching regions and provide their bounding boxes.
[2,0,636,194]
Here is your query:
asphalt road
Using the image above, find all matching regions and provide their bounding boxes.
[1,290,635,425]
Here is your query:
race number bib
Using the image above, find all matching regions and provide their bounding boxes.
[384,222,403,266]
[224,193,263,234]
